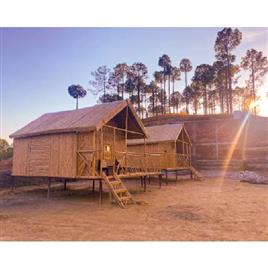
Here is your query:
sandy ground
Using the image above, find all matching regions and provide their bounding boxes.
[0,171,267,241]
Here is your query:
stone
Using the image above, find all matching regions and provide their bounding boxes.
[239,170,268,184]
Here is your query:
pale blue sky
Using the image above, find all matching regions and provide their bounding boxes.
[0,27,267,143]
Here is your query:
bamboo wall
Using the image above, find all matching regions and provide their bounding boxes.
[13,133,78,178]
[128,141,174,155]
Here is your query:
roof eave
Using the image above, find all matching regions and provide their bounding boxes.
[10,126,96,139]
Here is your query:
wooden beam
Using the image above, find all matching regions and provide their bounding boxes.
[104,124,145,136]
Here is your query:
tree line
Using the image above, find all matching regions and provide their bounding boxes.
[68,28,268,117]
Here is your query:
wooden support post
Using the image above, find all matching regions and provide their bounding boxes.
[144,135,146,171]
[47,178,51,199]
[64,179,67,191]
[11,176,16,191]
[165,169,168,185]
[92,179,95,192]
[144,176,147,192]
[189,143,192,167]
[100,127,103,174]
[176,170,178,182]
[125,107,128,169]
[140,176,143,187]
[99,179,103,204]
[75,132,78,177]
[93,131,96,176]
[113,127,116,174]
[174,140,177,168]
[159,174,162,188]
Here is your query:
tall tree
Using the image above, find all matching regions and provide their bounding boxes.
[171,66,181,112]
[182,86,194,114]
[158,54,171,113]
[154,71,164,114]
[99,93,123,103]
[147,81,160,116]
[89,65,111,103]
[108,72,121,99]
[113,63,129,99]
[214,28,242,113]
[166,64,173,113]
[126,63,148,116]
[67,84,87,109]
[180,58,193,89]
[241,49,268,114]
[190,81,202,114]
[170,91,183,113]
[192,64,214,114]
[213,60,226,113]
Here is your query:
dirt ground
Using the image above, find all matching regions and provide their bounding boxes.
[0,171,267,241]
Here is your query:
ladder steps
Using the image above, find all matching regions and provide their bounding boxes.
[190,166,203,180]
[120,196,132,202]
[115,188,128,194]
[103,173,133,208]
[110,181,122,186]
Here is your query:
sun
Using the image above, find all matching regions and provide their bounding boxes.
[256,78,268,117]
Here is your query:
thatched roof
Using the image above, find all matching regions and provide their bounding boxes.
[10,100,146,138]
[128,123,190,145]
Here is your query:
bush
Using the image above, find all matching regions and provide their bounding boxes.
[0,147,13,160]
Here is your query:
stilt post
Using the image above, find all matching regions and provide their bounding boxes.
[159,174,162,188]
[165,169,168,185]
[11,176,16,191]
[47,178,51,199]
[64,179,67,191]
[99,179,103,204]
[92,179,95,192]
[144,176,147,192]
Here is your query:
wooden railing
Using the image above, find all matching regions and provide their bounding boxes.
[76,150,97,177]
[76,150,191,178]
[114,151,191,174]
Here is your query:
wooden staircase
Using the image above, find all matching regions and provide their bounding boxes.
[190,166,203,181]
[102,173,133,208]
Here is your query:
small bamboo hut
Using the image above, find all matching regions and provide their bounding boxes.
[10,100,161,207]
[128,124,201,181]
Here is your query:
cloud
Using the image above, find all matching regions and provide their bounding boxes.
[240,27,267,44]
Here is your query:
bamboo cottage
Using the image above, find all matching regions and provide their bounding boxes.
[10,100,162,207]
[128,124,202,182]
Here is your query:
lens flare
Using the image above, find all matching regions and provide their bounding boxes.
[213,112,251,198]
[223,112,250,173]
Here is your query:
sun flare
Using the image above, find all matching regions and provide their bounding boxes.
[256,77,268,117]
